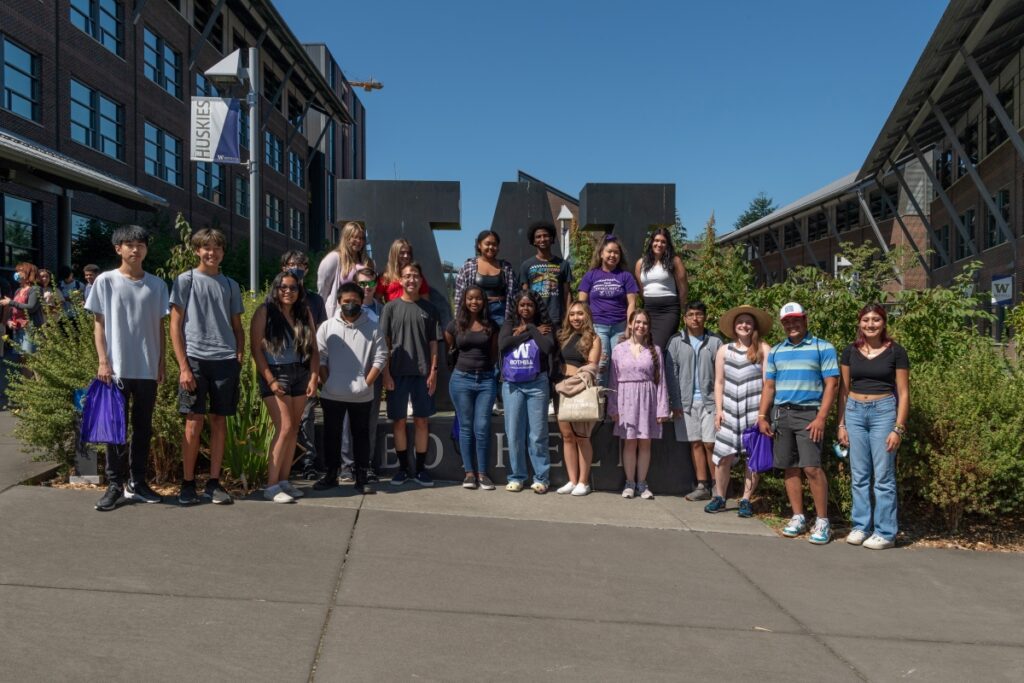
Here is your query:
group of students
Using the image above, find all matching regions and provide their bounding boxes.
[68,219,908,547]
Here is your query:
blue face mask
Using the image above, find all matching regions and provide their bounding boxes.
[12,272,21,283]
[287,267,306,281]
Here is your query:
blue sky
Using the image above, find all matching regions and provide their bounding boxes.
[277,0,947,258]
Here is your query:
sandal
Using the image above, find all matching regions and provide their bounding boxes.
[505,481,523,492]
[531,482,548,495]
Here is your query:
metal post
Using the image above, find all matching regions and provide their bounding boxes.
[188,0,227,70]
[961,47,1024,165]
[887,154,950,266]
[746,238,771,282]
[905,134,976,257]
[794,216,817,266]
[856,188,903,286]
[767,227,793,273]
[823,202,842,244]
[877,178,930,274]
[57,191,72,268]
[248,46,260,295]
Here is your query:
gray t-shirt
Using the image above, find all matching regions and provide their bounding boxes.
[379,298,440,377]
[85,270,169,381]
[169,270,242,360]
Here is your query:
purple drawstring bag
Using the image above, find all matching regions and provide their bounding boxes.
[742,424,774,473]
[80,379,126,445]
[501,339,541,383]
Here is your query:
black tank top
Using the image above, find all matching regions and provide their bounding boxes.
[476,272,506,298]
[561,333,587,367]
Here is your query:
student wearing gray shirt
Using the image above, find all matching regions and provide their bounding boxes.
[85,226,168,512]
[169,228,244,507]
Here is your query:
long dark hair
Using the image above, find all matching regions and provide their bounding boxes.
[641,227,678,276]
[455,285,495,335]
[853,303,892,348]
[589,234,628,271]
[474,230,501,256]
[262,272,315,361]
[510,289,551,329]
[619,309,660,384]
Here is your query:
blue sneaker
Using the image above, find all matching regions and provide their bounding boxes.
[414,470,434,487]
[782,514,807,537]
[737,498,753,518]
[390,471,409,486]
[809,518,832,545]
[704,496,726,513]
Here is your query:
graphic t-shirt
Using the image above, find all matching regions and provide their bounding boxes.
[578,268,639,326]
[519,256,571,323]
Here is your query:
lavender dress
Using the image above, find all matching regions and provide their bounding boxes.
[608,342,670,439]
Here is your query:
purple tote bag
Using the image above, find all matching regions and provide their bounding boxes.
[742,424,774,473]
[80,379,127,445]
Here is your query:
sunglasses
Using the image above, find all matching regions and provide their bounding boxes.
[358,279,377,289]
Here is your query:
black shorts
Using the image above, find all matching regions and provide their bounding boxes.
[258,363,310,398]
[178,357,241,416]
[772,405,823,469]
[385,375,436,419]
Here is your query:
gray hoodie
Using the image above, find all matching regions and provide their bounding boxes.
[666,329,722,411]
[316,311,387,403]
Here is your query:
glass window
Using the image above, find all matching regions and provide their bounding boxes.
[143,28,181,99]
[289,207,305,241]
[238,105,249,149]
[70,0,123,56]
[288,96,304,133]
[144,122,182,186]
[957,121,978,178]
[264,193,282,232]
[288,150,304,188]
[987,189,1011,248]
[986,88,1013,155]
[1,37,40,121]
[783,223,799,249]
[196,162,226,206]
[2,194,39,266]
[955,208,976,261]
[195,73,219,97]
[234,176,249,217]
[932,225,950,270]
[264,131,282,172]
[807,212,827,241]
[70,79,124,160]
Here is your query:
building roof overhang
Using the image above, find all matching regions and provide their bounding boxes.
[0,128,168,210]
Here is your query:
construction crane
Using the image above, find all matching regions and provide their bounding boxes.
[349,78,383,92]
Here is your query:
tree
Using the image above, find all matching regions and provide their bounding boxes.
[684,211,755,329]
[734,192,777,230]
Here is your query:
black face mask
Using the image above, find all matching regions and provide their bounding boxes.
[341,302,362,318]
[286,267,306,281]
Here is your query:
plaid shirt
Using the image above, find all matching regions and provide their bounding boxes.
[453,257,516,320]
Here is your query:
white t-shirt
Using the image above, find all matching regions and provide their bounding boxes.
[85,270,170,380]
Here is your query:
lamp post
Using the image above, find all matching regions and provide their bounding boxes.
[203,48,260,295]
[557,204,573,260]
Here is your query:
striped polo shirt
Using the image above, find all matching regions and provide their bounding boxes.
[765,334,839,407]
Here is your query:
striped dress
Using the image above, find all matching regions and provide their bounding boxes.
[713,344,764,459]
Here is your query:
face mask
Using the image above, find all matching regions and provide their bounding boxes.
[12,272,21,283]
[287,267,306,281]
[341,302,362,318]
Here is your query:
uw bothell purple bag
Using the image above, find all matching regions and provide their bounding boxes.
[742,424,774,473]
[80,379,126,445]
[501,339,541,383]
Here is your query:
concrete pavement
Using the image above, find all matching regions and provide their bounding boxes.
[0,477,1021,682]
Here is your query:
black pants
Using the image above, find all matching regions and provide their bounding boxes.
[105,378,157,485]
[321,398,372,484]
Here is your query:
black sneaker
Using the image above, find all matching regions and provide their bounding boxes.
[203,480,234,505]
[366,468,380,483]
[177,481,200,506]
[95,484,124,511]
[125,480,162,504]
[313,473,339,491]
[354,481,376,495]
[339,468,355,484]
[414,470,434,487]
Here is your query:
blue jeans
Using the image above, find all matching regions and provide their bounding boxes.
[593,321,626,385]
[502,375,550,484]
[449,370,498,473]
[487,299,505,328]
[846,395,898,540]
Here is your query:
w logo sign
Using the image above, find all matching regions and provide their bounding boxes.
[512,343,532,359]
[992,275,1014,306]
[502,339,541,382]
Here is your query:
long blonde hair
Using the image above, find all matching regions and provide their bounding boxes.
[385,238,413,285]
[558,302,598,362]
[337,221,374,275]
[619,309,660,384]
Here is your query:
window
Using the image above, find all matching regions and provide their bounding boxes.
[144,122,182,186]
[264,131,282,172]
[807,212,827,241]
[2,194,39,266]
[762,231,777,254]
[196,162,226,206]
[836,200,858,232]
[783,223,799,249]
[986,88,1013,155]
[234,176,249,217]
[193,0,224,52]
[70,0,123,56]
[932,224,950,269]
[264,67,282,111]
[264,193,282,232]
[987,189,1011,248]
[143,28,181,98]
[195,73,220,97]
[288,95,305,133]
[288,150,304,188]
[290,207,305,241]
[935,148,953,190]
[70,79,124,160]
[955,208,976,261]
[957,121,978,178]
[868,190,895,220]
[72,212,118,240]
[1,37,40,121]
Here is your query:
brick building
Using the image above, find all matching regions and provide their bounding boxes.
[0,0,364,275]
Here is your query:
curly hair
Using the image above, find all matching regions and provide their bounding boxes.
[510,289,551,328]
[618,309,660,385]
[262,272,314,362]
[557,301,597,362]
[640,227,678,276]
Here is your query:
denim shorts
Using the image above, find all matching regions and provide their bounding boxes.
[179,357,241,415]
[258,363,310,398]
[386,375,436,419]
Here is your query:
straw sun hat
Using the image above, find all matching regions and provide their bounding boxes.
[718,305,773,339]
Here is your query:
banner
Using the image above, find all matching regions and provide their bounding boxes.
[190,97,242,164]
[992,274,1013,306]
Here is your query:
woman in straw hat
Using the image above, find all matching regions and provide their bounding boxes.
[704,305,773,517]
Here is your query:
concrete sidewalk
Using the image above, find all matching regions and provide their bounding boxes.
[0,479,1021,682]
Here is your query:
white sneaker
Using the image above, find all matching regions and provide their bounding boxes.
[846,529,869,546]
[863,534,894,550]
[264,484,295,504]
[556,482,576,495]
[571,483,591,496]
[278,481,304,498]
